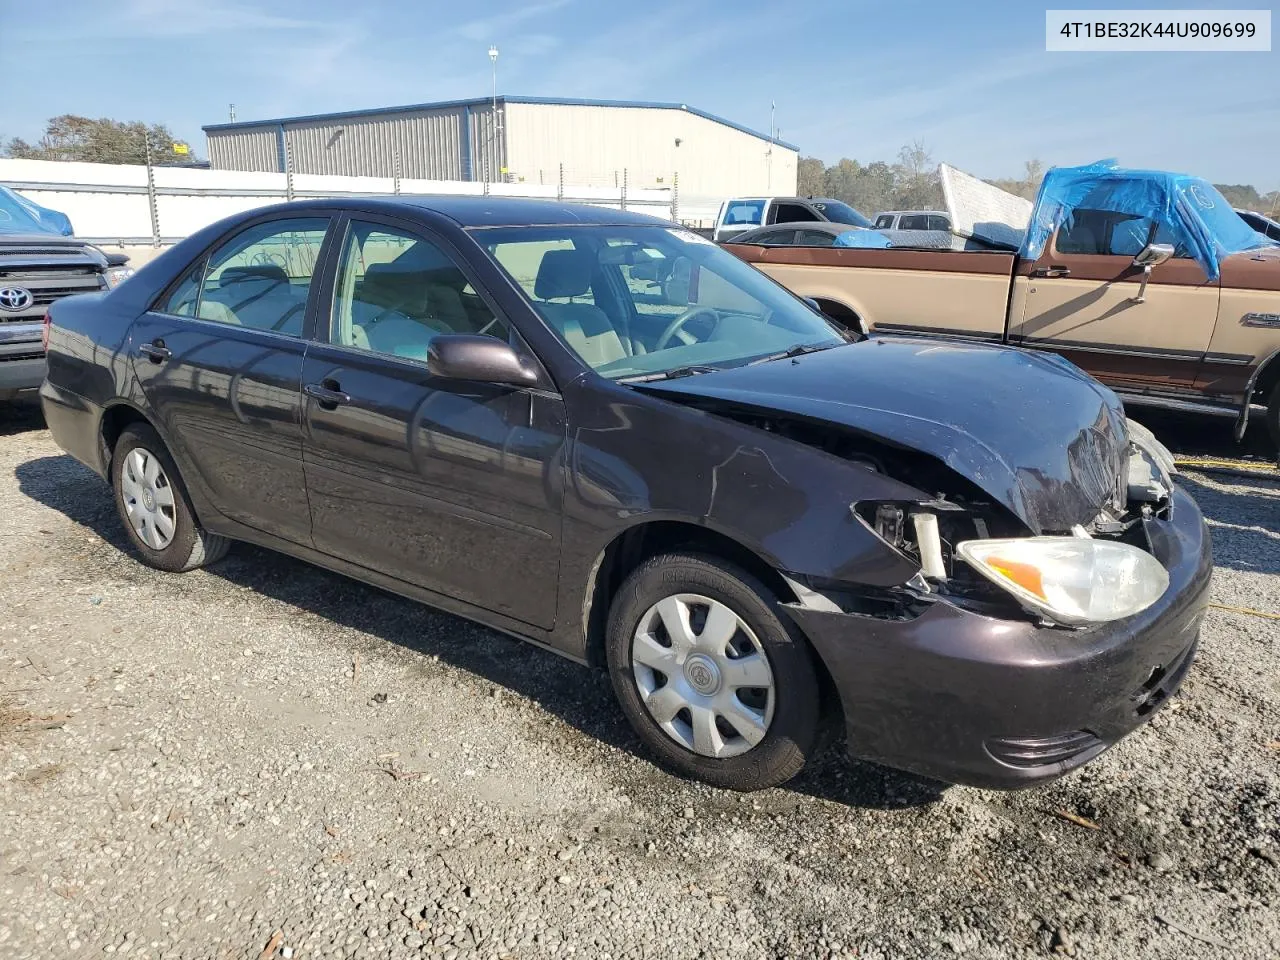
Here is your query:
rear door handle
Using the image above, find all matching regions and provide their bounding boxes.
[137,340,171,363]
[304,381,351,409]
[1031,265,1071,279]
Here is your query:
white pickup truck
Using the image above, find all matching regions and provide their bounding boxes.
[712,196,873,243]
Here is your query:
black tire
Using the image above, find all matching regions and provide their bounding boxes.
[111,423,230,572]
[1266,382,1280,454]
[605,552,821,791]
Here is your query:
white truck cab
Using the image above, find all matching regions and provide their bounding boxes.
[713,196,872,243]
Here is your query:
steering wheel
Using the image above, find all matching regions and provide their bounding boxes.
[653,306,721,351]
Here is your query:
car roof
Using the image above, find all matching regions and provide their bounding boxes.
[729,221,850,240]
[875,210,949,217]
[1238,208,1280,226]
[238,195,674,229]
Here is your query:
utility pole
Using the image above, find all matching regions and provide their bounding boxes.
[488,45,500,183]
[767,100,775,192]
[143,132,160,247]
[229,103,236,122]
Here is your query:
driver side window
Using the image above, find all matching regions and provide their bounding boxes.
[331,222,508,362]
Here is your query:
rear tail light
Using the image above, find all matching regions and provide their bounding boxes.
[42,311,51,351]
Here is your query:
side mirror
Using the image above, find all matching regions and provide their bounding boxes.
[802,296,822,313]
[1131,242,1175,303]
[1133,242,1175,268]
[427,334,539,387]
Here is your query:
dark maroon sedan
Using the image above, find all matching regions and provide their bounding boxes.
[39,197,1210,791]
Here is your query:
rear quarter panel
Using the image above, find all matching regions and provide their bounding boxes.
[723,244,1016,338]
[42,290,142,475]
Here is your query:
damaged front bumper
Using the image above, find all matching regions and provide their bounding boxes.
[783,484,1212,790]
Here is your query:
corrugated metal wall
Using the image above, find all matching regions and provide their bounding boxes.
[207,128,280,173]
[281,107,468,179]
[207,105,506,180]
[503,103,797,196]
[205,101,793,196]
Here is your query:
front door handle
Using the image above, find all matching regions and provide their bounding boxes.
[137,340,171,363]
[1030,265,1071,279]
[304,381,351,409]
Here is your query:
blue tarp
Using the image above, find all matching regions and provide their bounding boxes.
[0,186,74,236]
[1021,160,1277,281]
[833,229,893,248]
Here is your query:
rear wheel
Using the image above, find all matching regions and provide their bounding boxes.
[605,553,821,791]
[111,423,230,572]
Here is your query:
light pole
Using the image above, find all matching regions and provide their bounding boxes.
[488,45,500,183]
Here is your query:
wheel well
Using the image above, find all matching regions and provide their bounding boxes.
[98,404,153,473]
[1252,354,1280,408]
[582,521,798,668]
[810,298,864,334]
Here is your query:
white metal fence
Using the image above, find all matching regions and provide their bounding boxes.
[0,158,730,247]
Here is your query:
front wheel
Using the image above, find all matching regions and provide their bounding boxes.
[111,423,230,572]
[605,553,821,791]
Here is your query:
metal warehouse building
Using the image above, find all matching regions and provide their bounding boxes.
[202,96,798,197]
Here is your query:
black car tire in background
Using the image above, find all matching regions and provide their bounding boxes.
[605,553,821,791]
[1266,382,1280,454]
[111,423,231,572]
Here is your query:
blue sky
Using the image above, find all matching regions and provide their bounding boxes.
[3,0,1277,190]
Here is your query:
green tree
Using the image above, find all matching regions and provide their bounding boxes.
[796,156,826,196]
[1213,183,1263,209]
[5,115,195,165]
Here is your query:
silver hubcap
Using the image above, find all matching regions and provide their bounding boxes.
[631,593,775,759]
[119,447,177,550]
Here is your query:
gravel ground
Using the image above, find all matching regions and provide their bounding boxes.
[1,399,1278,960]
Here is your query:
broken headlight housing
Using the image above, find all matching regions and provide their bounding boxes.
[956,537,1169,626]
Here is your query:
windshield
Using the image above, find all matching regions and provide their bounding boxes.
[477,224,846,380]
[811,200,873,228]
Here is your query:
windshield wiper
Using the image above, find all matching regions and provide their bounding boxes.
[618,365,720,383]
[747,341,836,365]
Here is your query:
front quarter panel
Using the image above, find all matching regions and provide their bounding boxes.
[555,376,926,642]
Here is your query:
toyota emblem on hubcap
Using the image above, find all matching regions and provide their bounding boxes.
[0,286,34,312]
[684,654,722,695]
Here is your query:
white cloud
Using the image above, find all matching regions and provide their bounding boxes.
[454,0,572,43]
[113,0,326,37]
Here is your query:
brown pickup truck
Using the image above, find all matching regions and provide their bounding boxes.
[724,164,1280,448]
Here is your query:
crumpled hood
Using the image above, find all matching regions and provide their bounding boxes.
[637,337,1129,534]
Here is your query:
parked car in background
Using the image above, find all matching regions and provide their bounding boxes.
[727,220,1000,251]
[1237,209,1280,243]
[712,196,872,243]
[726,162,1280,449]
[872,210,953,232]
[41,196,1209,792]
[0,187,123,401]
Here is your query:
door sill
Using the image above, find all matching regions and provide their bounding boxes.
[1115,392,1241,419]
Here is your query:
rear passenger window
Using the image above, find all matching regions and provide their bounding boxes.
[331,222,508,361]
[770,203,820,224]
[195,218,329,335]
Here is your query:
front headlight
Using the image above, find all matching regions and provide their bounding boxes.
[105,267,135,288]
[956,537,1169,626]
